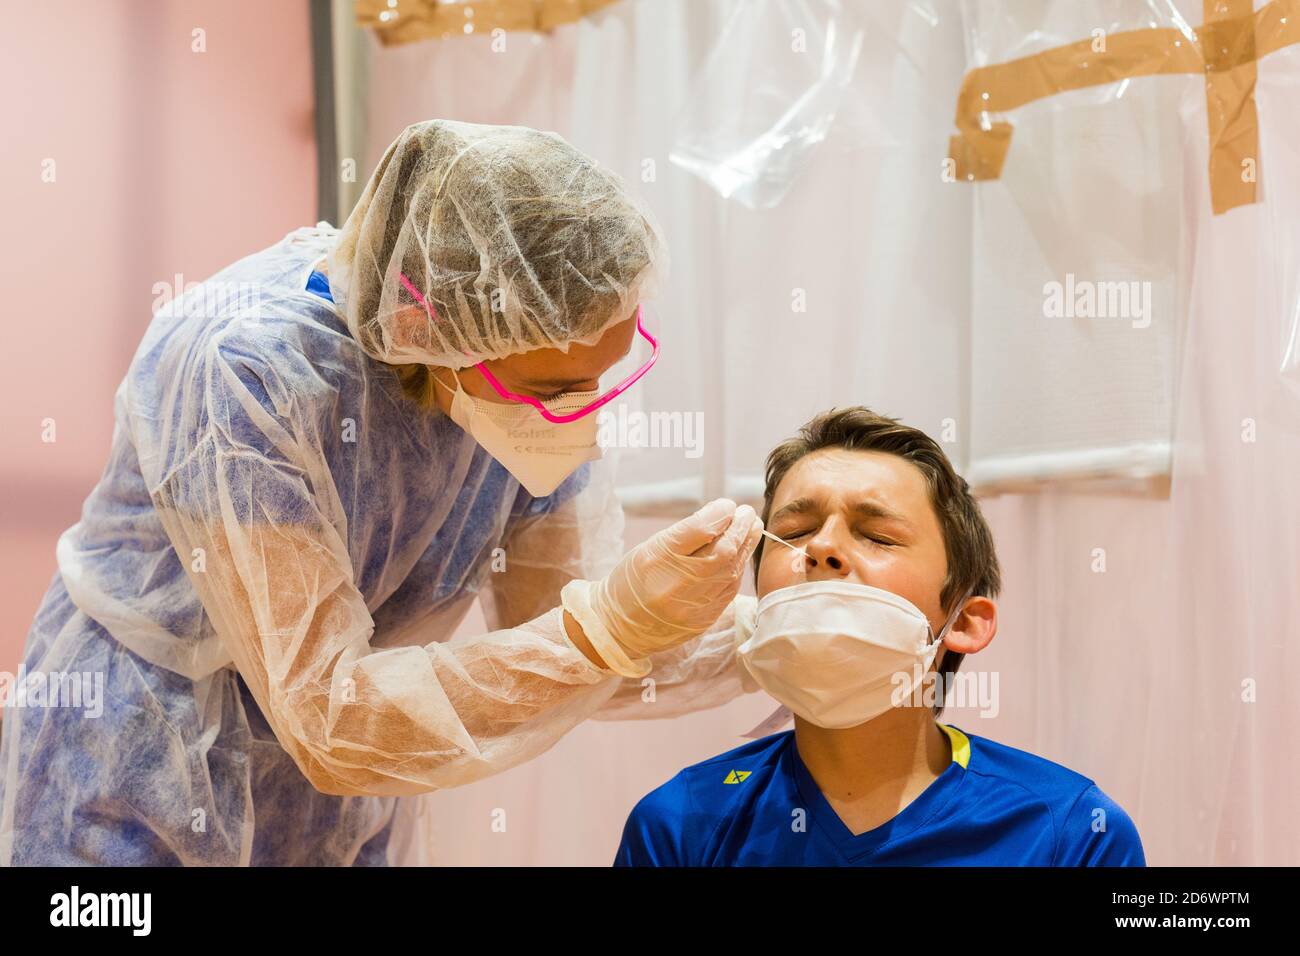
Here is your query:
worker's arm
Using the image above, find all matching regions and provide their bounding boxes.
[485,475,761,722]
[150,351,629,798]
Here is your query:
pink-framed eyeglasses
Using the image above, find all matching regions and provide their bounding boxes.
[398,271,659,424]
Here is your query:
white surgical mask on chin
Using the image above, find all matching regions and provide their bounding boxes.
[432,367,603,497]
[736,579,973,731]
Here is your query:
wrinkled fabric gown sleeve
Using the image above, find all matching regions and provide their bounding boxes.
[483,456,758,723]
[153,343,755,798]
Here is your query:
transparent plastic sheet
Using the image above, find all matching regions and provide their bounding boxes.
[671,0,1300,862]
[955,0,1300,490]
[669,0,951,210]
[953,0,1300,863]
[1261,27,1300,397]
[316,0,1300,864]
[961,3,1191,490]
[947,0,1300,213]
[670,0,1300,387]
[668,0,867,210]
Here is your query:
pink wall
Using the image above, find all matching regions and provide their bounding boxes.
[0,1,317,672]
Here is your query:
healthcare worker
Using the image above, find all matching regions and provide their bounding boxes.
[0,119,762,865]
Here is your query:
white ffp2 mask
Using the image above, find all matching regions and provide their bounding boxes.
[433,368,602,497]
[736,579,971,730]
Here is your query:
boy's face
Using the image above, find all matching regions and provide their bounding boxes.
[757,448,952,639]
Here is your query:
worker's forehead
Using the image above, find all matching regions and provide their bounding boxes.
[496,312,637,379]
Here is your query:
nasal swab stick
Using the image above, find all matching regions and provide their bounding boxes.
[701,510,810,561]
[760,528,809,559]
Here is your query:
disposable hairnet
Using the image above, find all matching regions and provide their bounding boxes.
[0,221,748,866]
[327,119,666,368]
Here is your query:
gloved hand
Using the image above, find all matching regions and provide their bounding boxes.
[561,498,763,677]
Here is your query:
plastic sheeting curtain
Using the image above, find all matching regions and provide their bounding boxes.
[352,0,1297,864]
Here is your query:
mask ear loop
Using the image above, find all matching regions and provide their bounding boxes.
[932,585,978,646]
[430,366,461,397]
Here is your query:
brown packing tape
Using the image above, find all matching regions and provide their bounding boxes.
[949,0,1300,214]
[1204,0,1259,212]
[355,0,623,47]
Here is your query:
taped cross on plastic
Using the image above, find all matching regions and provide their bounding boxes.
[948,0,1300,214]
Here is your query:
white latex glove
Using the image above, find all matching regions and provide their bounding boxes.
[561,498,763,677]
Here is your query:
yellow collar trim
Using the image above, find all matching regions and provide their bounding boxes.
[939,723,971,770]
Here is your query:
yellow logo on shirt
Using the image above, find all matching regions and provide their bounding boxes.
[723,770,751,784]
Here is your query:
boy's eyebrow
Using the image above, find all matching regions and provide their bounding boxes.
[849,500,911,526]
[770,495,912,526]
[769,497,820,523]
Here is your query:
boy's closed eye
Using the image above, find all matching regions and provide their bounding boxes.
[775,525,899,547]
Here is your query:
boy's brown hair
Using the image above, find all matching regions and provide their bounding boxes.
[752,407,1002,716]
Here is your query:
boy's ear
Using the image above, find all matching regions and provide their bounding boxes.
[944,596,997,655]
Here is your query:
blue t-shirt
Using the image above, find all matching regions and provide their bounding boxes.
[615,724,1146,866]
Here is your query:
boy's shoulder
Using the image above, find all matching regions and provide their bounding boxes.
[955,725,1097,798]
[616,732,793,865]
[640,731,793,808]
[955,725,1145,865]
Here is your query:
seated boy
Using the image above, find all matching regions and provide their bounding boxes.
[615,407,1145,866]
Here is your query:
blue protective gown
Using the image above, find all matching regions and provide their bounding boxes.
[0,224,750,865]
